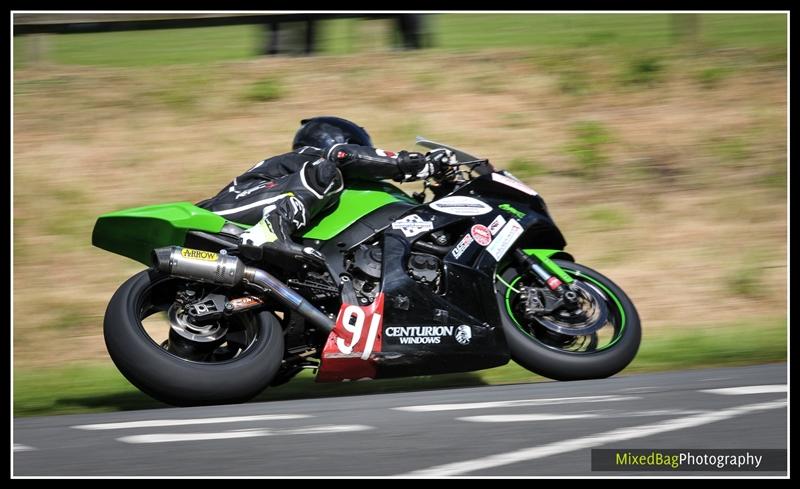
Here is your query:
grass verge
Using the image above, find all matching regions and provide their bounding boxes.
[13,14,787,67]
[14,315,786,417]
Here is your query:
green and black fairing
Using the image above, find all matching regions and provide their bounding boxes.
[300,180,418,242]
[92,202,238,266]
[360,174,573,378]
[91,180,417,267]
[449,173,568,253]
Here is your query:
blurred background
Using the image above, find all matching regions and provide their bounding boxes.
[12,12,787,416]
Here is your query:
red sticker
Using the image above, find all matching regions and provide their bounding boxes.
[376,149,397,158]
[471,224,492,247]
[546,277,563,290]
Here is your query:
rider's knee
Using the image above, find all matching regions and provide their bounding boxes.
[305,159,340,195]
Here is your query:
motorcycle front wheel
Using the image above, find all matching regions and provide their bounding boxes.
[104,269,284,406]
[496,259,641,380]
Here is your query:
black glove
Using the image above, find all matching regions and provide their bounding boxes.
[396,150,427,181]
[407,148,455,181]
[424,148,456,175]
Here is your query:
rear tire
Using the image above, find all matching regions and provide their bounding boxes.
[497,260,641,381]
[104,270,284,406]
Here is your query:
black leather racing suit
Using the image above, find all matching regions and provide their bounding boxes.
[197,144,425,234]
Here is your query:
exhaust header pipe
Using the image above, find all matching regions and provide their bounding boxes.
[152,246,334,333]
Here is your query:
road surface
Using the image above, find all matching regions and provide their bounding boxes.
[13,363,788,476]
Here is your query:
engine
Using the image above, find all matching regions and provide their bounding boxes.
[344,242,444,304]
[345,244,383,304]
[407,252,442,292]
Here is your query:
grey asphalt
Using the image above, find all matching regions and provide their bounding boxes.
[13,364,788,477]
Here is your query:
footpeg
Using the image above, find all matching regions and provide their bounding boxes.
[303,247,325,262]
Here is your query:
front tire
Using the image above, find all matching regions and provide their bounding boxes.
[497,259,641,381]
[104,270,284,406]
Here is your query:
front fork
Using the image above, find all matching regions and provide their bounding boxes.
[513,249,579,306]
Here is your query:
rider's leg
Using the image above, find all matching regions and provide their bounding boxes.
[235,159,343,256]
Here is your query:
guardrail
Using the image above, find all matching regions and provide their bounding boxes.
[13,13,428,55]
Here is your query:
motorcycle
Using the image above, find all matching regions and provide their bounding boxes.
[92,137,641,406]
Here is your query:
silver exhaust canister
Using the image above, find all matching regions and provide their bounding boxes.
[152,246,334,333]
[152,247,245,286]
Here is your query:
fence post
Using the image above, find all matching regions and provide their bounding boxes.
[671,14,700,45]
[26,34,49,64]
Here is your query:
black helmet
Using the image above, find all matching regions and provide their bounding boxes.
[292,116,373,150]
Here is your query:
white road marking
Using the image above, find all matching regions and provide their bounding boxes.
[405,399,787,476]
[393,395,639,412]
[617,386,659,393]
[701,385,787,396]
[14,444,35,452]
[73,414,310,430]
[458,409,704,423]
[606,409,705,417]
[459,413,598,423]
[118,424,373,444]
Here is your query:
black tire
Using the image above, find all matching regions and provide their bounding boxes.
[497,259,641,381]
[104,270,284,407]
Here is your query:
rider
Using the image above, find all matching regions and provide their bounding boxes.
[197,116,455,258]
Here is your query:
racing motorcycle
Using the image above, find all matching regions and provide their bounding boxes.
[92,137,641,406]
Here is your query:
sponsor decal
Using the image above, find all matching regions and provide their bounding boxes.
[492,172,538,196]
[455,325,472,345]
[451,233,474,259]
[498,203,526,219]
[429,196,493,216]
[486,219,525,261]
[470,224,492,247]
[180,248,218,261]
[385,326,453,344]
[287,196,307,229]
[488,214,507,235]
[317,294,385,382]
[391,214,434,238]
[375,148,397,158]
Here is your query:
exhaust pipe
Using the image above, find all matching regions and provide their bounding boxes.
[152,246,334,333]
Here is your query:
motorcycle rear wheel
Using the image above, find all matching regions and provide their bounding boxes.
[104,270,284,406]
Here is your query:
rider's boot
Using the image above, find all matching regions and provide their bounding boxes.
[238,194,323,264]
